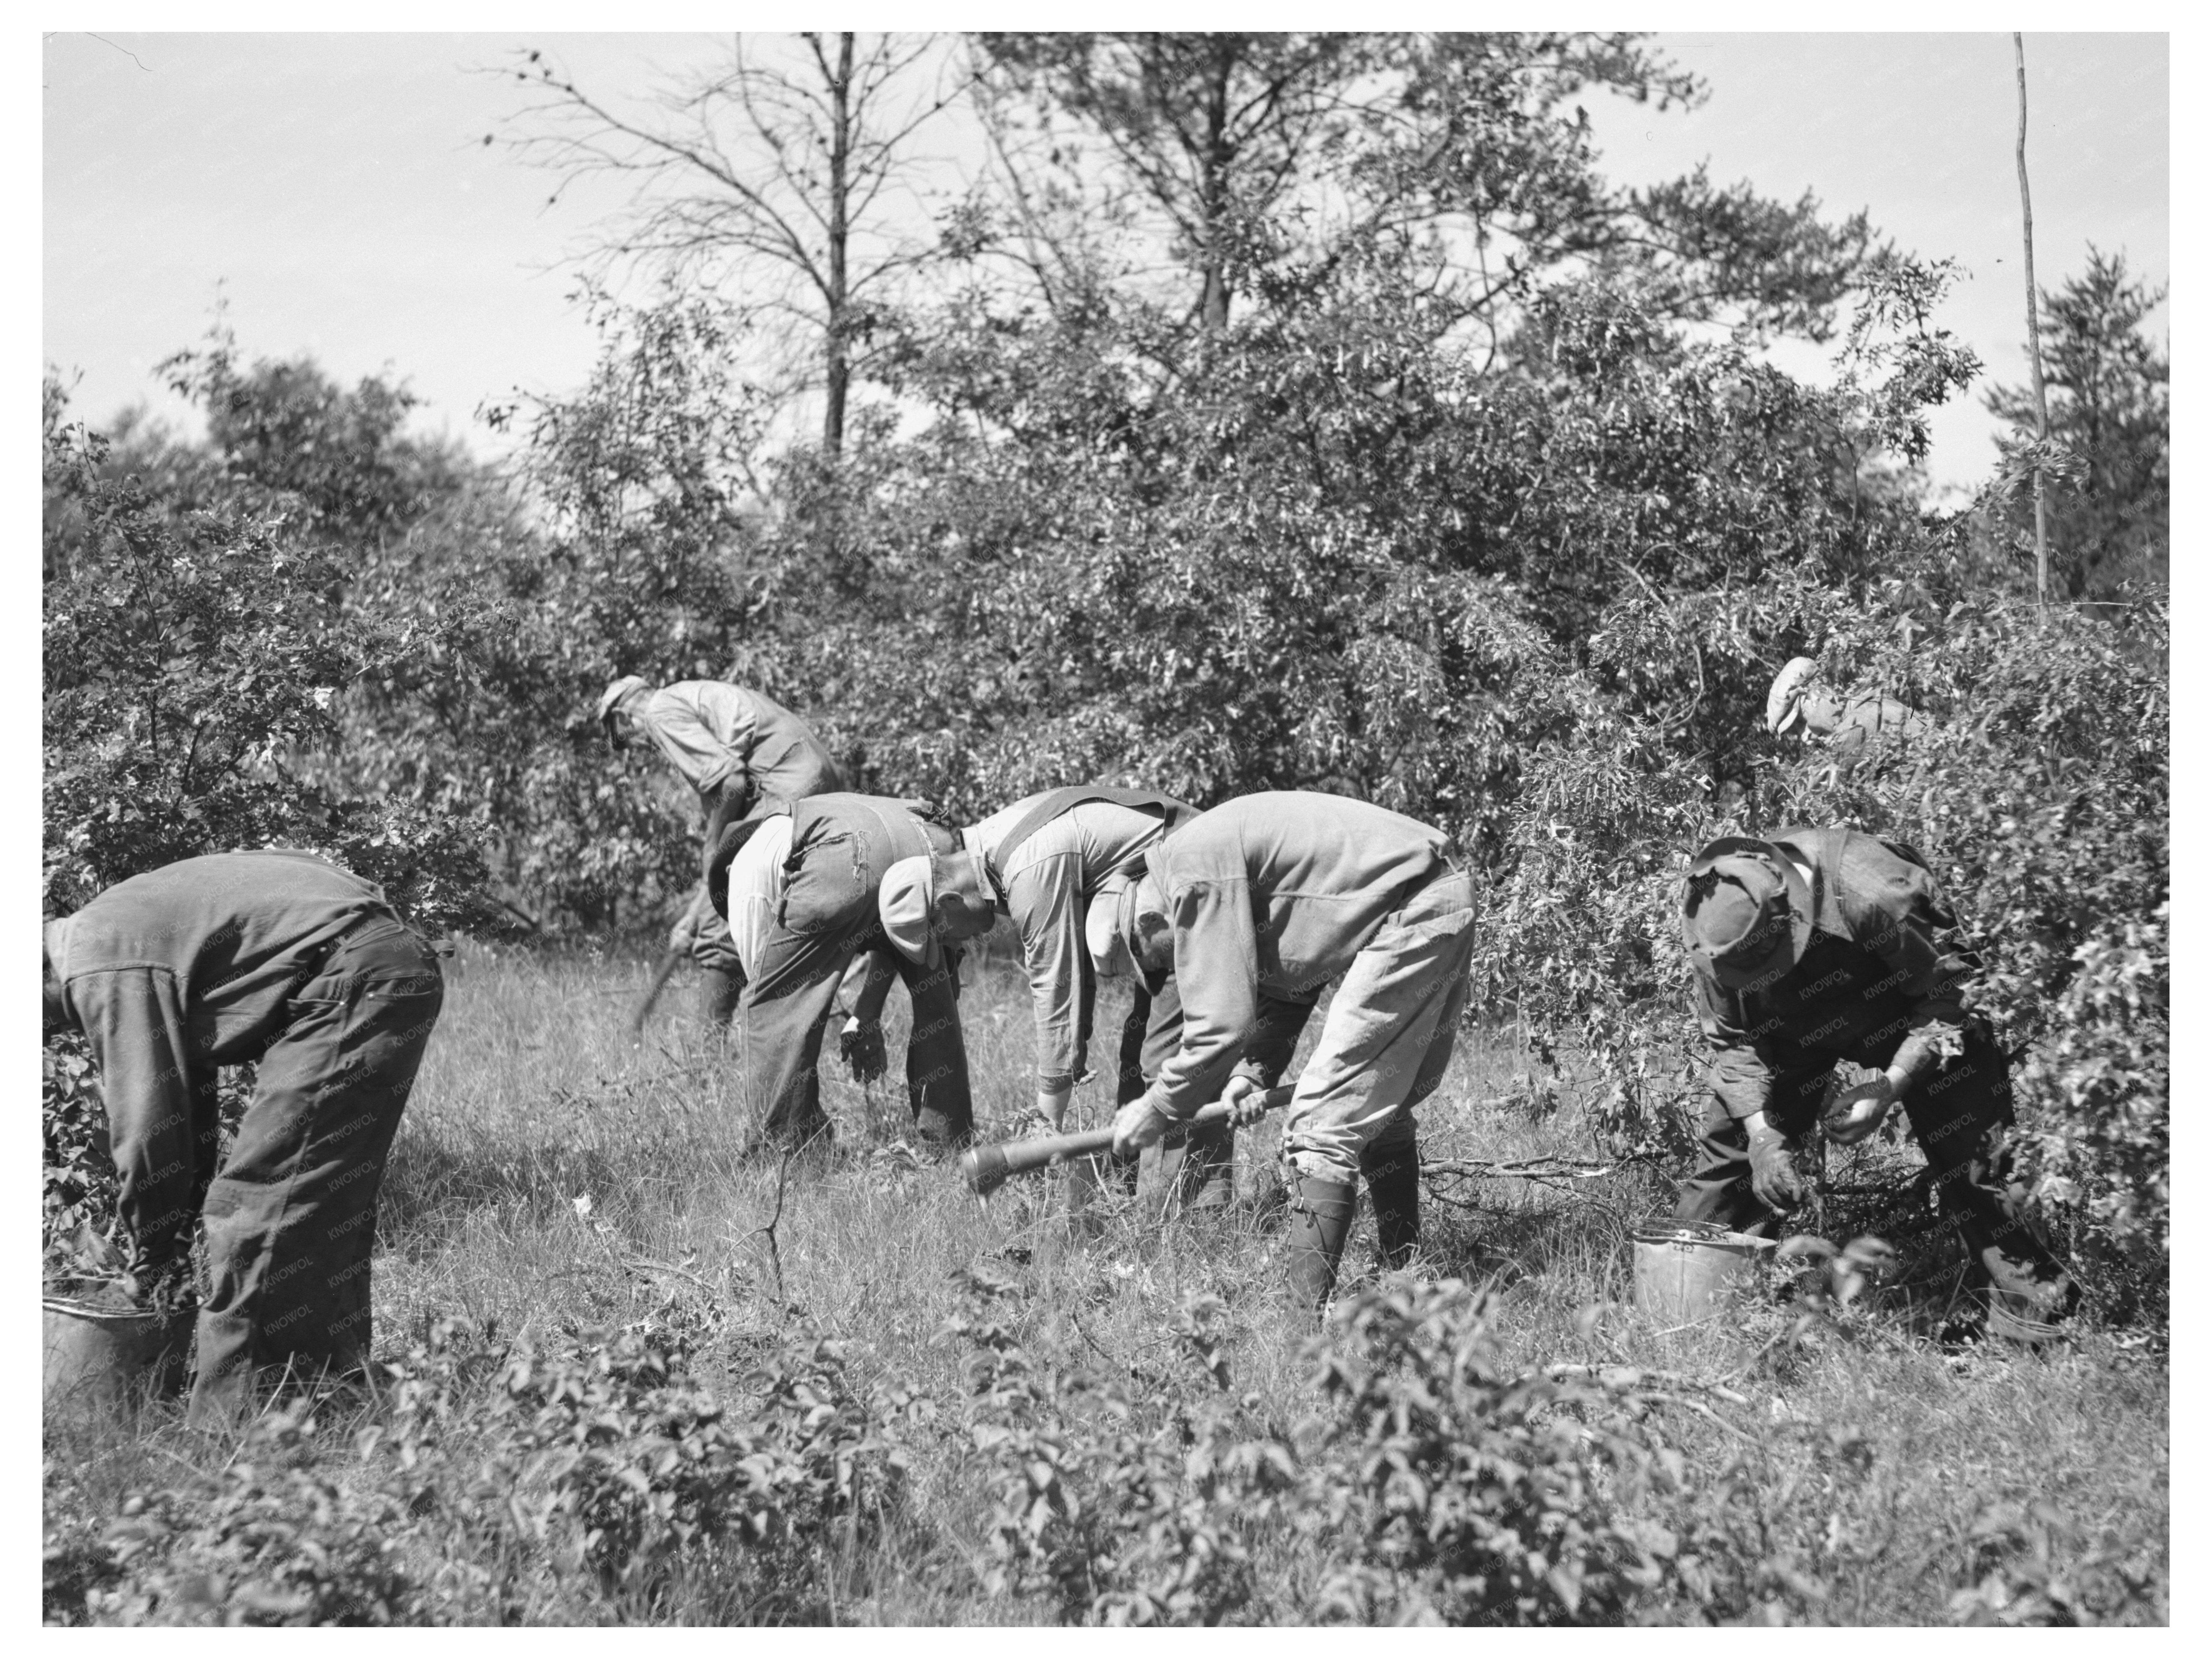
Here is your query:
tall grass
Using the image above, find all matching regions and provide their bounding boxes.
[43,941,2168,1626]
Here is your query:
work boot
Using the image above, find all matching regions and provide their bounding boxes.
[697,966,742,1031]
[1361,1144,1421,1270]
[1283,1175,1358,1309]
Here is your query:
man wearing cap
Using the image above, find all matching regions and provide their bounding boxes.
[1106,791,1478,1305]
[710,792,975,1153]
[1676,828,2074,1341]
[597,674,882,1055]
[1765,658,1931,757]
[42,850,445,1426]
[876,782,1228,1208]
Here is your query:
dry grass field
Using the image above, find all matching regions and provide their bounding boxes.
[43,939,2170,1626]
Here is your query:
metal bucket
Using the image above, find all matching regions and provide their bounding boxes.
[43,1297,191,1407]
[1631,1220,1772,1325]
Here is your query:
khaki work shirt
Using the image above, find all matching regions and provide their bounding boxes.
[634,681,841,804]
[1141,792,1450,1120]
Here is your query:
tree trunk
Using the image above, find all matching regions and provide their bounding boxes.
[1199,41,1234,334]
[2014,33,2050,608]
[824,32,855,459]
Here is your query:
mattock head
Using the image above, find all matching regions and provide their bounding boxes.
[960,1142,1012,1199]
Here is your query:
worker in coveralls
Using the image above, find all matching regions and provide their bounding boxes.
[597,675,884,1059]
[41,851,444,1426]
[875,782,1230,1211]
[1674,829,2076,1342]
[1107,792,1478,1304]
[709,792,975,1154]
[1765,657,1931,758]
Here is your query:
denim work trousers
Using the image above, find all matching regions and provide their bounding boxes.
[737,824,974,1149]
[190,918,444,1426]
[1281,871,1477,1184]
[1673,1021,2071,1317]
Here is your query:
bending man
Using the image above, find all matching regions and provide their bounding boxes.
[1675,828,2074,1342]
[1765,657,1930,758]
[598,673,882,1047]
[711,792,975,1154]
[876,782,1229,1209]
[1107,791,1477,1303]
[42,851,444,1426]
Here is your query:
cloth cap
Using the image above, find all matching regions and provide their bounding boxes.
[878,855,938,967]
[1117,867,1171,997]
[596,675,650,726]
[1765,658,1819,736]
[1682,837,1813,991]
[1086,873,1134,978]
[877,849,994,966]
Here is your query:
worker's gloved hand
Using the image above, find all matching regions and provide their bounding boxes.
[1110,1096,1175,1160]
[837,1018,887,1083]
[1743,1111,1807,1211]
[1823,1072,1900,1147]
[1221,1075,1270,1127]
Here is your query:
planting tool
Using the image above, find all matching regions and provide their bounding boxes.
[960,1083,1294,1198]
[629,947,682,1042]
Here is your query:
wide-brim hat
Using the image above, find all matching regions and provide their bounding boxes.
[1682,835,1813,991]
[1765,658,1819,736]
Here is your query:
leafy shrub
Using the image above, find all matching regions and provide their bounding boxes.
[41,408,495,932]
[1946,1499,2167,1627]
[478,1322,910,1606]
[943,1270,1265,1625]
[1306,1278,1690,1624]
[90,1404,424,1626]
[71,1315,920,1626]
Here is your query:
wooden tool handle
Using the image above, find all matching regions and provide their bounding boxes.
[959,1085,1293,1197]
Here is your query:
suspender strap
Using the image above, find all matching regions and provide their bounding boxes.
[982,783,1197,891]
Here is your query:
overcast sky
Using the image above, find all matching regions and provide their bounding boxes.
[41,30,2168,498]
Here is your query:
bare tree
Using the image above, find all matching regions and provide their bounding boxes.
[496,33,969,459]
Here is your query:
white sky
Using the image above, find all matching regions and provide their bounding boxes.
[41,30,2168,497]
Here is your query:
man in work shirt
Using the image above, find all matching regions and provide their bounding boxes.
[710,792,975,1154]
[1675,829,2074,1342]
[1108,791,1479,1304]
[41,850,444,1426]
[875,783,1229,1209]
[1765,657,1931,757]
[598,674,881,1052]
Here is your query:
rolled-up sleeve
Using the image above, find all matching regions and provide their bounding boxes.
[70,967,211,1269]
[1840,842,1972,1078]
[1142,880,1259,1121]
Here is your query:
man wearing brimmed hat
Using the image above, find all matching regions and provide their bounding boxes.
[1676,827,2073,1342]
[42,851,444,1427]
[709,791,974,1153]
[1106,791,1479,1307]
[877,782,1229,1209]
[596,674,881,1045]
[1765,657,1931,756]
